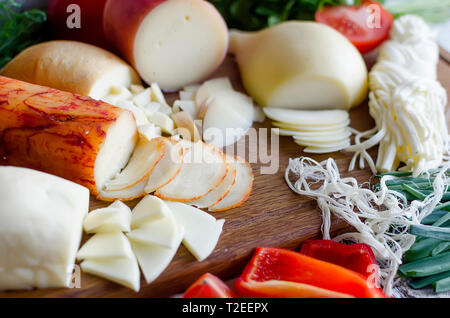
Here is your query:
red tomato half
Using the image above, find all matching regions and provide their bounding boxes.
[315,1,393,53]
[184,273,237,298]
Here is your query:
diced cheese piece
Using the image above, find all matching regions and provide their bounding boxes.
[114,100,149,125]
[76,232,134,261]
[131,195,172,229]
[157,103,173,116]
[195,77,233,108]
[130,226,183,284]
[130,84,145,95]
[164,201,224,261]
[138,123,162,141]
[127,214,179,249]
[108,85,133,100]
[0,167,89,290]
[132,88,151,108]
[148,112,174,134]
[263,108,349,127]
[173,100,197,119]
[80,257,140,292]
[150,83,168,105]
[139,102,162,118]
[83,200,132,233]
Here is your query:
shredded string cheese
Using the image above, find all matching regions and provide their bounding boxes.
[285,157,450,296]
[346,15,448,177]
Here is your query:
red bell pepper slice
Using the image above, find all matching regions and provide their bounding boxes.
[235,247,386,298]
[300,240,379,280]
[184,273,237,298]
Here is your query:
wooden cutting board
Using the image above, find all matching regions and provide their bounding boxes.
[2,52,450,298]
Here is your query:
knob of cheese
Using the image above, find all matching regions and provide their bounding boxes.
[103,0,228,91]
[229,22,368,110]
[0,167,89,291]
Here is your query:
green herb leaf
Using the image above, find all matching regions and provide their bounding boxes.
[0,0,47,69]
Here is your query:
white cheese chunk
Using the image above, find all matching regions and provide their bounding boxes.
[76,232,134,261]
[80,257,140,292]
[83,200,132,233]
[130,226,183,284]
[0,167,89,290]
[127,214,179,249]
[164,201,224,261]
[130,195,172,229]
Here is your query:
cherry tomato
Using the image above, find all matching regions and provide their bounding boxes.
[315,1,393,53]
[184,273,237,298]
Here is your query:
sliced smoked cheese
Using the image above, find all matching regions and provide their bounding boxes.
[0,76,138,195]
[0,166,89,290]
[209,157,253,212]
[186,161,236,208]
[144,137,184,193]
[103,137,166,191]
[154,141,228,201]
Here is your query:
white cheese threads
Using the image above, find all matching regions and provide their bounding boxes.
[346,15,448,177]
[285,156,450,296]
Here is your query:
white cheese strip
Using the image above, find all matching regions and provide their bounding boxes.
[131,195,172,229]
[77,232,135,261]
[179,90,195,101]
[83,200,132,233]
[0,167,89,290]
[130,226,184,284]
[81,257,140,292]
[164,201,224,261]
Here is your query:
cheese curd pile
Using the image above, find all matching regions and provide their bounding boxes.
[348,15,448,177]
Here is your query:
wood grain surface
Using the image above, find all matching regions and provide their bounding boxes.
[1,52,449,298]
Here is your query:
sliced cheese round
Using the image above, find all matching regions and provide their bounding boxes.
[155,141,228,201]
[263,108,349,127]
[104,137,166,191]
[208,157,253,212]
[144,138,184,193]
